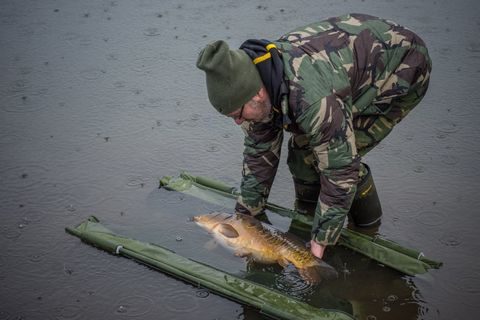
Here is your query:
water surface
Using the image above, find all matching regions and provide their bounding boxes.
[1,0,479,319]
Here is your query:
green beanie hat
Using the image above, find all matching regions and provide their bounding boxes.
[196,40,263,115]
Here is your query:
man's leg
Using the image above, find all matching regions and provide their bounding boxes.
[351,50,431,229]
[354,41,432,157]
[286,134,320,239]
[348,162,382,230]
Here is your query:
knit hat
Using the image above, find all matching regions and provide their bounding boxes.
[196,40,263,115]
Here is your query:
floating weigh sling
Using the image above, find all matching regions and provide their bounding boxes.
[66,172,441,320]
[158,172,442,276]
[66,216,354,320]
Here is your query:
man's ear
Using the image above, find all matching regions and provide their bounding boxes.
[252,86,267,102]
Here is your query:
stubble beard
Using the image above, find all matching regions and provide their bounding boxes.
[252,99,273,123]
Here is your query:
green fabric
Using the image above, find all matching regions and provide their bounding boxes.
[159,172,442,276]
[66,216,353,320]
[196,40,263,115]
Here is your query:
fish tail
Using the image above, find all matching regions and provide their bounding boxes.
[298,261,339,284]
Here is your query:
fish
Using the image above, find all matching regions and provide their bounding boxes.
[193,212,338,284]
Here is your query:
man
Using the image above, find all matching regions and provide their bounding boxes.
[196,13,431,259]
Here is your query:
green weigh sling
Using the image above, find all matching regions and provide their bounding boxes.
[66,216,353,320]
[159,172,442,276]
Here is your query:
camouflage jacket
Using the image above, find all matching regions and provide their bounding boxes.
[235,13,429,246]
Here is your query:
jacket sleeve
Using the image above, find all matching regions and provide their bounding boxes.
[235,118,283,216]
[300,94,360,246]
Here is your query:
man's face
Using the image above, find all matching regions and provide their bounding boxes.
[227,89,272,125]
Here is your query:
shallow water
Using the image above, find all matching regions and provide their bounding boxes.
[1,0,479,319]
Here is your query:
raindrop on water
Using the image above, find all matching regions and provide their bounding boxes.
[195,289,209,298]
[439,233,461,247]
[206,144,220,153]
[117,305,127,314]
[54,304,82,319]
[413,165,425,173]
[415,210,447,227]
[144,27,161,36]
[114,296,153,316]
[28,254,43,263]
[387,294,398,302]
[440,154,458,166]
[4,229,21,239]
[435,120,459,134]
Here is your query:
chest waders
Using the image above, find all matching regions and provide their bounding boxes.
[291,163,382,235]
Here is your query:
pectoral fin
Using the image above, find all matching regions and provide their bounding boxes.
[234,250,251,258]
[217,223,240,238]
[277,257,290,268]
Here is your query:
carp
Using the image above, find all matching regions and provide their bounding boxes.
[193,212,338,284]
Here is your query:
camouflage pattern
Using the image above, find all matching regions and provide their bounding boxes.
[235,14,431,246]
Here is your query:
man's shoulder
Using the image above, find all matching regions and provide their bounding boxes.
[276,13,399,45]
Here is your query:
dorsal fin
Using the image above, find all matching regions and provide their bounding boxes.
[217,223,239,238]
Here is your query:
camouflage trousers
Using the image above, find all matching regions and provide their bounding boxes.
[287,58,431,185]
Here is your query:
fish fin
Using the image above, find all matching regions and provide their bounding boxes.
[204,239,218,251]
[234,250,251,258]
[217,223,239,238]
[277,257,290,268]
[298,261,339,285]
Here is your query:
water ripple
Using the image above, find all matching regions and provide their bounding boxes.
[0,89,50,113]
[143,27,161,36]
[388,195,427,217]
[2,226,21,240]
[0,133,24,146]
[414,210,447,227]
[438,232,462,247]
[4,79,30,94]
[274,265,316,298]
[439,154,459,166]
[28,181,110,212]
[205,143,221,153]
[125,175,151,189]
[114,295,153,317]
[434,120,459,134]
[61,32,91,47]
[79,68,106,80]
[439,268,480,307]
[0,163,49,192]
[53,305,83,320]
[130,56,159,75]
[161,290,199,313]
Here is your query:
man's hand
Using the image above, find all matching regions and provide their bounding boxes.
[310,240,326,259]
